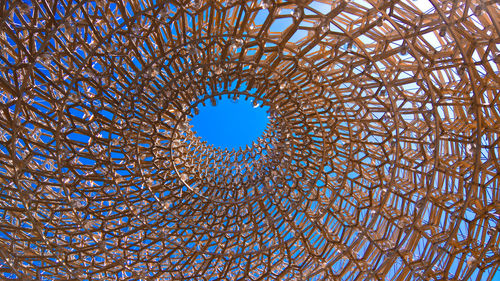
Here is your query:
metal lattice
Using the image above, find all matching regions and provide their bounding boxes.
[0,0,499,280]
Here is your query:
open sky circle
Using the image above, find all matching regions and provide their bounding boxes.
[190,96,270,150]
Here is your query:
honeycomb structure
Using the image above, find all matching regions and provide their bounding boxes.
[0,0,499,280]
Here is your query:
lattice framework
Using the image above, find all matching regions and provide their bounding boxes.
[0,0,499,280]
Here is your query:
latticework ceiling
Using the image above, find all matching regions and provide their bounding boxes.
[0,0,499,280]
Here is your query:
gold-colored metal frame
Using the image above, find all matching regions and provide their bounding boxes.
[0,0,499,280]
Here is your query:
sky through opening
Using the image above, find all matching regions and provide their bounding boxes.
[190,97,269,150]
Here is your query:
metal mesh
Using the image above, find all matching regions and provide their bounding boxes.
[0,0,499,280]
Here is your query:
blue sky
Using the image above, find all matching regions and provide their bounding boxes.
[190,97,269,149]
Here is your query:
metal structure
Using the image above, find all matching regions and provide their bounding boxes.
[0,0,499,280]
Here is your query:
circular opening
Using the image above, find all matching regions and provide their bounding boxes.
[190,96,270,150]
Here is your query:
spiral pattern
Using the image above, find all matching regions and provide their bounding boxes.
[0,0,499,280]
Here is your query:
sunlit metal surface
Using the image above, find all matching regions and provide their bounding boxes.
[0,0,499,280]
